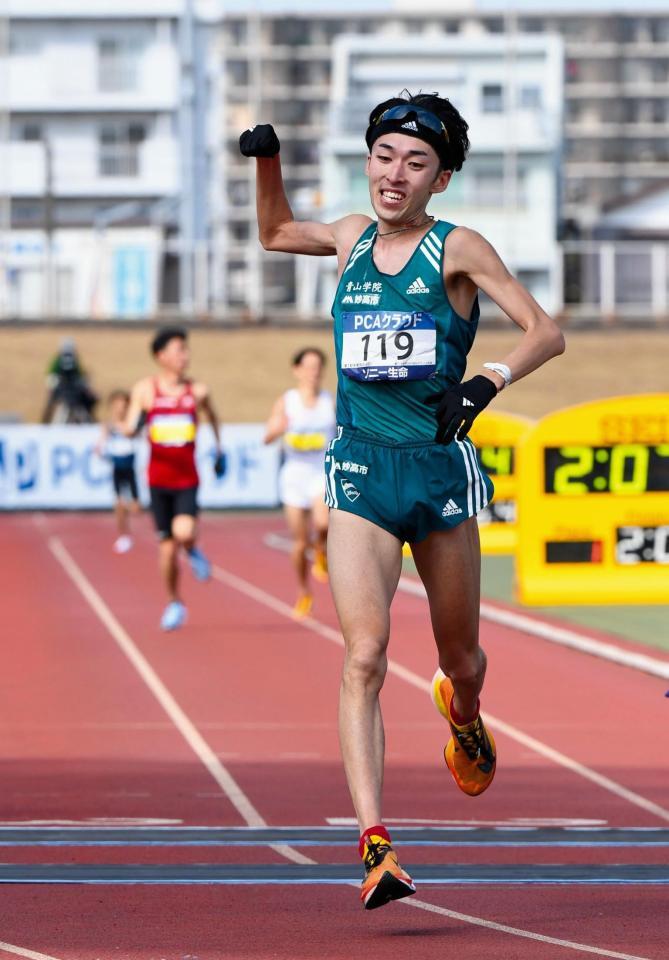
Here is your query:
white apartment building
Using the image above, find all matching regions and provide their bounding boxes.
[2,1,200,319]
[215,1,669,321]
[316,33,563,315]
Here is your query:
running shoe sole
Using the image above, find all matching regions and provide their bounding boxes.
[362,870,416,911]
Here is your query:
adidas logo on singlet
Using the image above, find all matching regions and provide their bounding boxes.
[442,498,463,518]
[406,276,430,295]
[401,119,419,132]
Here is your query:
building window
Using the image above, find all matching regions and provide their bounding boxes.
[98,37,141,93]
[226,60,249,87]
[19,123,43,142]
[481,84,504,113]
[472,166,504,206]
[519,85,542,110]
[98,122,146,177]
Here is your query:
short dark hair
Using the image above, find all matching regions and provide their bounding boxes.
[367,90,470,172]
[292,346,326,367]
[108,389,130,404]
[151,326,187,356]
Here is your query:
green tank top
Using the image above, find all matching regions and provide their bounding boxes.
[332,219,480,443]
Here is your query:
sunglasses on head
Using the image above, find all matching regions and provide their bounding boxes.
[375,104,449,142]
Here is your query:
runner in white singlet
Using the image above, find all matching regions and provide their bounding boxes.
[265,347,335,618]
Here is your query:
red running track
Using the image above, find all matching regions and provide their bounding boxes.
[0,511,667,960]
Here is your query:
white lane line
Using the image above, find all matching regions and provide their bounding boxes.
[212,563,669,825]
[402,900,653,960]
[265,532,669,681]
[0,943,64,960]
[47,537,312,868]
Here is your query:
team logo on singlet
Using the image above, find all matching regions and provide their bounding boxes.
[341,479,361,502]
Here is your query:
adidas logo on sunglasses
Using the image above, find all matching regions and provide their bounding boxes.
[401,120,419,132]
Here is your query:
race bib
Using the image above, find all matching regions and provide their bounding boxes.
[284,431,327,452]
[341,311,436,382]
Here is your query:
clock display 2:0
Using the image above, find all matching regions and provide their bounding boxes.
[616,526,669,564]
[544,444,669,494]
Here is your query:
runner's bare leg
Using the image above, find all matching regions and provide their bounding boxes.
[328,509,402,830]
[411,518,485,720]
[283,505,311,595]
[159,538,180,603]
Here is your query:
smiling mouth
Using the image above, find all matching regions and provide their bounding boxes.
[380,190,406,204]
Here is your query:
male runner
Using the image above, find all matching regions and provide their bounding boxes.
[240,91,564,909]
[264,347,336,618]
[125,326,225,631]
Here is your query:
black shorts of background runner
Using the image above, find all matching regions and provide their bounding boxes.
[149,485,199,539]
[113,464,139,501]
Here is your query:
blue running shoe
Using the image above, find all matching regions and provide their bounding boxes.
[161,601,187,631]
[188,546,211,582]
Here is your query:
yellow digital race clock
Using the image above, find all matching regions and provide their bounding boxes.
[516,394,669,604]
[469,411,534,554]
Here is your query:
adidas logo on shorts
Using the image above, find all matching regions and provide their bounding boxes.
[442,498,463,517]
[406,276,430,295]
[401,119,419,132]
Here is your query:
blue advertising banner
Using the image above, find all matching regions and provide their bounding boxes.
[0,425,280,510]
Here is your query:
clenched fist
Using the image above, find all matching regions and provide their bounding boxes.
[239,124,281,158]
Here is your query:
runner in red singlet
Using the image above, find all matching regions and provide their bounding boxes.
[126,326,225,631]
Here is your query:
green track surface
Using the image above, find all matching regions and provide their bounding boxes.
[480,555,669,654]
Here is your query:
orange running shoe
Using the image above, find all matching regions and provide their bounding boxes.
[311,549,328,584]
[360,833,415,910]
[431,668,496,797]
[292,593,313,620]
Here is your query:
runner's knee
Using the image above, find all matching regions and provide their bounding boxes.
[342,643,388,693]
[172,515,195,544]
[440,646,487,688]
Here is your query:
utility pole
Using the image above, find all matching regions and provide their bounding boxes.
[247,5,264,321]
[0,11,10,318]
[503,2,519,269]
[178,0,196,315]
[43,138,55,318]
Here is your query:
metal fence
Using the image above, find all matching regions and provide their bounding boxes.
[1,240,668,324]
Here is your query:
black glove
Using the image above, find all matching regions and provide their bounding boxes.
[239,124,280,158]
[213,451,227,479]
[426,375,497,445]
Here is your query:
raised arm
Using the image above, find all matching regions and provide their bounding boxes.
[240,124,370,262]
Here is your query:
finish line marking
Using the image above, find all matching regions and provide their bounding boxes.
[0,826,667,847]
[0,863,667,885]
[265,531,669,681]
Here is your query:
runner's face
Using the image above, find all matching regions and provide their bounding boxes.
[366,134,450,224]
[109,396,128,421]
[293,352,324,389]
[157,337,189,375]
